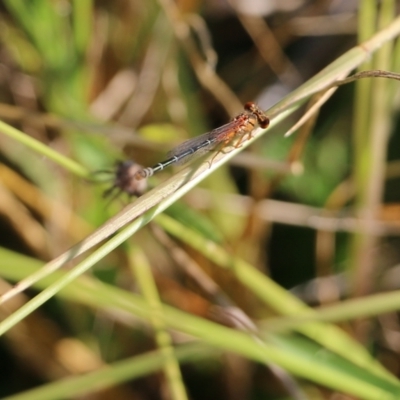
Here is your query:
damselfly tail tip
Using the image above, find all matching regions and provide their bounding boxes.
[103,160,148,199]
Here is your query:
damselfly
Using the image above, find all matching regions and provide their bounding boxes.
[135,102,269,179]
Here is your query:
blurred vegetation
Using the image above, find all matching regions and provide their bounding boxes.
[0,1,400,399]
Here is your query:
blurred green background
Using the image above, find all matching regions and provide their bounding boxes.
[1,1,400,399]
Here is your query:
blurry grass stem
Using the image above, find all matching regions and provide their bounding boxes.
[351,3,397,298]
[3,343,212,400]
[129,246,188,400]
[0,119,89,178]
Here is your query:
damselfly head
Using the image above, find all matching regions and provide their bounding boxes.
[244,102,270,129]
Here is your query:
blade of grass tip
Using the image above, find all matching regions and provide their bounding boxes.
[154,213,399,385]
[128,245,188,400]
[0,119,89,178]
